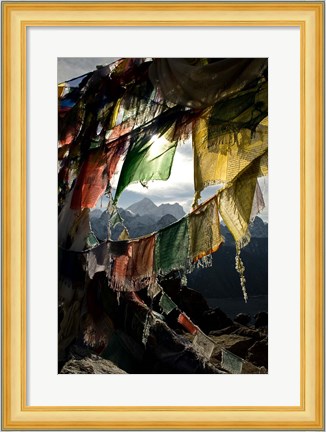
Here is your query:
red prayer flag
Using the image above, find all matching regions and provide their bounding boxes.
[177,313,198,335]
[71,151,107,210]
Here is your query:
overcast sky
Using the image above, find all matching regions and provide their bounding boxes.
[58,58,268,220]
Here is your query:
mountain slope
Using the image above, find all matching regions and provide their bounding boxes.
[127,198,158,216]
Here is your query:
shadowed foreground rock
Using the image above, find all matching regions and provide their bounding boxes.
[59,274,268,374]
[61,354,127,374]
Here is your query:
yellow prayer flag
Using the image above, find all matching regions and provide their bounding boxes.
[193,116,268,200]
[219,156,265,247]
[189,195,223,262]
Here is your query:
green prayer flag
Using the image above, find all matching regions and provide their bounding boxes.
[85,232,99,249]
[154,217,189,275]
[159,292,177,315]
[114,129,177,202]
[221,349,244,374]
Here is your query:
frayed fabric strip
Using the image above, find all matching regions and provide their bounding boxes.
[111,235,156,292]
[235,244,248,303]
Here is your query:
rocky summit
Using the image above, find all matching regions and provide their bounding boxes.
[127,197,185,220]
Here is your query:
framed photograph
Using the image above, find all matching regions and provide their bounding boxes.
[2,2,324,430]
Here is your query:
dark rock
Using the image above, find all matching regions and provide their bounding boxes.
[174,287,209,322]
[234,313,251,326]
[210,334,254,361]
[159,280,210,323]
[58,304,64,331]
[200,308,233,333]
[254,311,268,328]
[247,337,268,368]
[159,275,182,292]
[101,330,145,374]
[241,361,267,374]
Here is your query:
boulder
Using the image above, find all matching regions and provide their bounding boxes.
[200,308,233,333]
[247,337,268,368]
[176,287,210,321]
[254,311,268,328]
[234,313,251,326]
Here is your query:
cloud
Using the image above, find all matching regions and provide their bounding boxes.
[58,57,120,83]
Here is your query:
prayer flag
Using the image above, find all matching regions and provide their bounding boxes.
[193,117,268,201]
[148,282,162,299]
[149,58,267,109]
[159,292,177,315]
[71,150,108,210]
[219,156,265,247]
[87,242,110,280]
[189,195,223,262]
[118,228,130,241]
[193,329,215,359]
[114,126,177,202]
[177,313,197,335]
[221,349,244,374]
[154,217,190,275]
[111,235,155,292]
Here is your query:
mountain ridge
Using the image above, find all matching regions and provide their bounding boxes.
[127,197,185,220]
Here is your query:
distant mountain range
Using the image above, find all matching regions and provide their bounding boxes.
[91,197,185,240]
[91,197,267,241]
[90,197,268,300]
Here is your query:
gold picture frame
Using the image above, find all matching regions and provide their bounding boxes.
[2,2,324,429]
